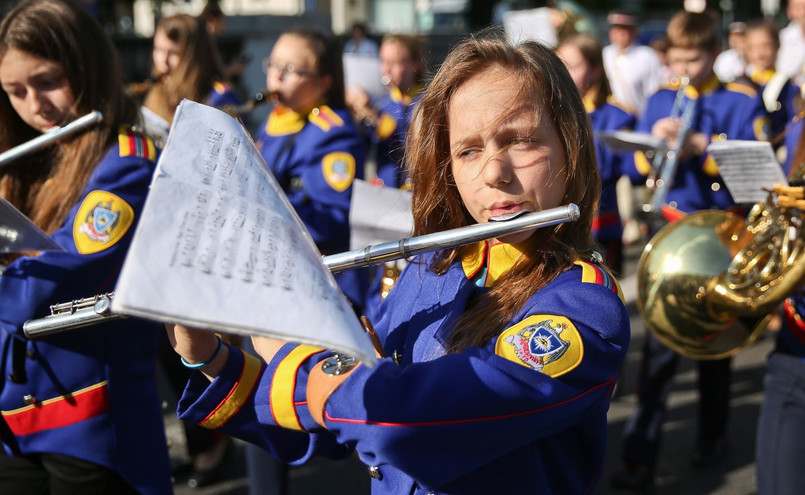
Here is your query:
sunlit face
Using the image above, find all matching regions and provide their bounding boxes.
[744,29,777,72]
[789,0,805,26]
[380,41,419,93]
[152,29,182,77]
[0,48,76,132]
[449,67,567,243]
[265,34,330,112]
[556,44,595,94]
[608,25,636,50]
[667,46,715,87]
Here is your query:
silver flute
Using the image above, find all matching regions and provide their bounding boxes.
[22,204,579,339]
[0,111,104,167]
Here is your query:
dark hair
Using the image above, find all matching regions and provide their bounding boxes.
[199,2,224,22]
[406,31,599,352]
[282,27,346,108]
[558,33,612,109]
[667,10,720,52]
[0,0,135,236]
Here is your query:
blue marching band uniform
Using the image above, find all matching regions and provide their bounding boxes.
[208,80,242,110]
[618,75,770,471]
[176,242,630,494]
[370,85,423,189]
[0,129,172,494]
[255,103,368,311]
[586,95,636,274]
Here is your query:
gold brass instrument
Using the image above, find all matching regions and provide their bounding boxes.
[124,77,157,98]
[222,89,274,117]
[642,76,696,223]
[0,111,103,168]
[23,205,581,338]
[636,184,805,359]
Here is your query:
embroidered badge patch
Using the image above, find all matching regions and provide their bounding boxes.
[322,152,356,192]
[496,315,583,377]
[73,190,134,254]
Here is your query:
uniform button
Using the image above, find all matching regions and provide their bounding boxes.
[23,394,37,406]
[711,182,721,192]
[392,350,403,365]
[25,349,36,359]
[368,465,382,480]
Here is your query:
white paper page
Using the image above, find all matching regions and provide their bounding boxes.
[343,54,385,99]
[503,8,557,47]
[349,179,413,250]
[113,100,376,365]
[706,140,788,204]
[597,130,668,153]
[0,198,65,253]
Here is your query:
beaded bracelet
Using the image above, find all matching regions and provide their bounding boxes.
[180,335,223,369]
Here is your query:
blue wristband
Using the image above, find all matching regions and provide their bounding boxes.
[181,335,223,369]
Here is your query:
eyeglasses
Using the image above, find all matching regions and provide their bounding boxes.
[262,59,316,79]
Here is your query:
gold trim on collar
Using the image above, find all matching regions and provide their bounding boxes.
[461,240,529,286]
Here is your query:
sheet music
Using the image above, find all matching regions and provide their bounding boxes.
[0,198,65,253]
[597,130,668,153]
[503,8,558,47]
[706,140,788,204]
[343,54,385,99]
[113,100,376,365]
[349,179,413,250]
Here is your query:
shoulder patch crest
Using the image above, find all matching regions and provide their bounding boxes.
[321,152,356,192]
[496,315,583,377]
[118,127,157,161]
[73,190,134,254]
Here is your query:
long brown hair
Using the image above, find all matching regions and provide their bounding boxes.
[0,0,136,237]
[143,13,225,122]
[559,33,612,109]
[405,33,600,352]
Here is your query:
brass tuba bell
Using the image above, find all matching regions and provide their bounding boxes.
[636,185,805,359]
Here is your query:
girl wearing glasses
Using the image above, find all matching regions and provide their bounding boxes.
[255,27,367,312]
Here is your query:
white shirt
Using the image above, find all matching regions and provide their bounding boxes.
[777,22,805,85]
[713,48,746,83]
[603,43,664,117]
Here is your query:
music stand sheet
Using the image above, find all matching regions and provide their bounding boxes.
[113,100,376,365]
[0,197,65,253]
[349,179,413,250]
[706,140,788,204]
[597,130,668,153]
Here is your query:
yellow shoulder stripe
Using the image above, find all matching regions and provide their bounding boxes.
[726,81,757,98]
[200,350,263,429]
[118,127,156,161]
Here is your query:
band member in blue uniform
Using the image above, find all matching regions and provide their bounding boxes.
[557,33,636,275]
[167,33,630,495]
[742,19,801,149]
[347,34,426,188]
[254,27,367,312]
[142,13,241,146]
[613,11,771,490]
[0,1,170,493]
[756,120,805,495]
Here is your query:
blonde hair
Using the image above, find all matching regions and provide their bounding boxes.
[406,32,600,352]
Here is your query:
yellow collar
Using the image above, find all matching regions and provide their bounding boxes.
[461,240,529,287]
[266,101,327,136]
[685,75,720,98]
[750,68,776,86]
[583,95,596,113]
[390,84,424,105]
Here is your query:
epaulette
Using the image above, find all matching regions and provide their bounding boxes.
[606,95,635,114]
[212,80,230,95]
[660,80,683,91]
[118,126,157,161]
[309,105,345,132]
[573,260,625,303]
[726,80,758,98]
